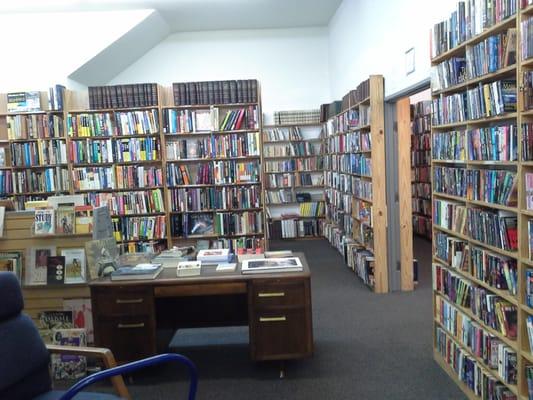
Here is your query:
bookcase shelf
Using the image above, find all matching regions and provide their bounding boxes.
[262,119,325,240]
[430,5,531,395]
[322,75,390,293]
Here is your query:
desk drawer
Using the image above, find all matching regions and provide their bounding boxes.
[92,287,154,317]
[251,280,306,308]
[251,309,311,361]
[96,316,156,362]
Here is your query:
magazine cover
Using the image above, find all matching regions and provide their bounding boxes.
[51,328,87,380]
[61,248,86,284]
[63,298,94,343]
[37,310,73,344]
[34,208,55,235]
[56,204,75,234]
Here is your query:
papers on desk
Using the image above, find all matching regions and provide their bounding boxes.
[111,263,162,281]
[241,257,303,274]
[177,261,201,277]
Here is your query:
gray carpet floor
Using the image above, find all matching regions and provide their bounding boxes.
[61,237,466,399]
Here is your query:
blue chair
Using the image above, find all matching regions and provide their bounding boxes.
[0,272,198,400]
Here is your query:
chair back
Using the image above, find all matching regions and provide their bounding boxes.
[0,272,51,400]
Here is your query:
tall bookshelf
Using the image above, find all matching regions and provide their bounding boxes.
[430,2,532,399]
[0,91,70,208]
[323,75,389,293]
[160,80,266,252]
[262,121,325,239]
[411,100,432,239]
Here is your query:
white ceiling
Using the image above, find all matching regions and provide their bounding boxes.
[1,0,343,31]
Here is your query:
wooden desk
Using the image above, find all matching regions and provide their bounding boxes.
[89,253,313,363]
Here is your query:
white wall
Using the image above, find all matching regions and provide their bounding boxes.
[328,0,458,98]
[0,10,152,93]
[109,27,330,117]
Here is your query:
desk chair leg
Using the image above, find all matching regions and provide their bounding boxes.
[279,361,285,379]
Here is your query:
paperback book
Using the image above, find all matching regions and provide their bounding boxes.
[46,256,66,285]
[37,310,73,344]
[26,246,56,285]
[51,328,87,380]
[63,298,94,343]
[61,248,86,284]
[34,208,55,235]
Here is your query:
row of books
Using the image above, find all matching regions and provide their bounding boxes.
[69,137,160,164]
[299,201,325,217]
[434,267,517,339]
[412,182,431,199]
[86,189,165,216]
[343,78,371,108]
[434,201,517,251]
[522,15,533,61]
[263,142,317,157]
[272,110,321,125]
[411,150,431,167]
[11,168,70,194]
[413,215,432,238]
[327,131,371,153]
[412,167,431,183]
[67,110,159,137]
[263,126,307,142]
[170,186,261,212]
[431,0,517,58]
[111,215,166,242]
[265,189,293,204]
[265,172,322,188]
[431,30,516,91]
[435,326,516,399]
[325,153,372,176]
[172,80,258,106]
[433,125,517,161]
[325,173,373,200]
[170,211,263,237]
[88,83,158,110]
[162,107,258,133]
[165,133,260,160]
[264,157,323,173]
[471,247,517,295]
[346,243,375,288]
[165,161,260,186]
[431,80,516,125]
[413,198,431,216]
[7,114,64,140]
[522,123,533,160]
[116,165,163,189]
[268,218,323,239]
[10,140,67,167]
[434,166,517,206]
[328,106,370,134]
[411,133,430,151]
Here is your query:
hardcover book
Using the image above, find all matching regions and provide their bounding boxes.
[7,91,41,112]
[26,246,56,285]
[0,251,23,282]
[84,238,119,280]
[51,328,87,380]
[46,256,66,285]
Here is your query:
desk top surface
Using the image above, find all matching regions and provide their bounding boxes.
[90,252,310,287]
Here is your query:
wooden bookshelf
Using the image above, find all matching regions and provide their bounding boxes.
[411,100,432,240]
[261,121,325,240]
[322,75,389,293]
[430,4,530,398]
[159,81,266,252]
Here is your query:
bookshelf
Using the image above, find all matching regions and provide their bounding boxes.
[160,79,266,253]
[262,119,325,239]
[411,100,432,239]
[430,2,531,398]
[0,90,70,209]
[323,75,389,293]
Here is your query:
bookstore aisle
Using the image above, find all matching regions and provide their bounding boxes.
[68,238,464,400]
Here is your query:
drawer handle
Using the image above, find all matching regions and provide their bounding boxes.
[117,323,145,329]
[258,292,285,298]
[259,316,287,323]
[116,298,144,304]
